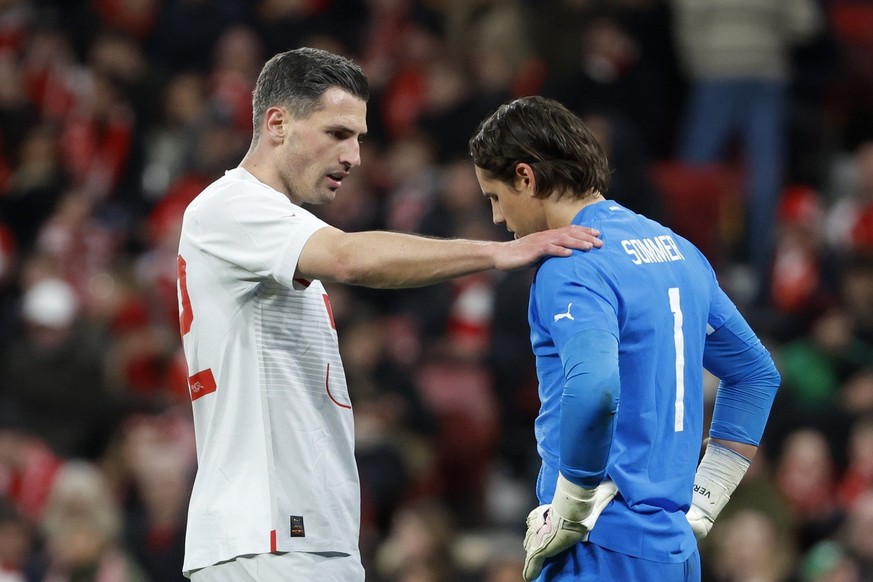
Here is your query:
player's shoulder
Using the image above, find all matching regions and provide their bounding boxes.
[206,169,272,201]
[535,247,604,291]
[191,170,293,216]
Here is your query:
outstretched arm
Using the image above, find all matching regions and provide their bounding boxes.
[296,224,602,288]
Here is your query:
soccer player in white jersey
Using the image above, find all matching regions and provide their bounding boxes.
[176,49,603,581]
[469,96,782,581]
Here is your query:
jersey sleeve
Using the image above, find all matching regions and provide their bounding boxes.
[534,256,621,488]
[704,271,739,334]
[558,330,620,487]
[703,299,781,445]
[195,187,328,288]
[534,255,620,350]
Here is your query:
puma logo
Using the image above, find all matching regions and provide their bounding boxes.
[554,303,574,322]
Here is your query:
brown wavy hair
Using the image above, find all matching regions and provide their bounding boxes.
[469,96,610,200]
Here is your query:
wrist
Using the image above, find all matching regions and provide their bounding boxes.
[483,240,502,270]
[692,442,751,521]
[552,473,597,523]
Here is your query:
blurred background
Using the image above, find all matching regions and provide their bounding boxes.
[0,0,870,580]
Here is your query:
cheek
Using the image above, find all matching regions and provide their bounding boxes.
[284,136,320,168]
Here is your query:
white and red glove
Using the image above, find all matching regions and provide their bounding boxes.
[522,475,618,581]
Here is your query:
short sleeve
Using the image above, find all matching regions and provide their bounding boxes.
[194,185,328,288]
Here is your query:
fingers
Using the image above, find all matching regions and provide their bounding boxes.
[549,225,602,253]
[545,244,573,257]
[526,505,549,524]
[544,235,596,257]
[524,505,548,550]
[523,552,545,581]
[569,224,603,247]
[686,505,713,540]
[496,225,603,270]
[523,505,550,580]
[579,481,618,538]
[592,481,618,510]
[523,517,537,550]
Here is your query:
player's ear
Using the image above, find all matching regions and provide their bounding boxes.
[514,162,537,196]
[264,106,287,142]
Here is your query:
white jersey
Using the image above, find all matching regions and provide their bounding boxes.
[177,168,360,575]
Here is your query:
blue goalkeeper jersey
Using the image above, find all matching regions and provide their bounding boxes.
[530,200,739,563]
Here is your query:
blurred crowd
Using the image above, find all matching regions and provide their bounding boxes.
[0,0,872,580]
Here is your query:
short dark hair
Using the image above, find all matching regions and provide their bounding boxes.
[251,47,369,139]
[469,96,610,199]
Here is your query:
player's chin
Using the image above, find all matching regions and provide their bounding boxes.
[320,187,339,203]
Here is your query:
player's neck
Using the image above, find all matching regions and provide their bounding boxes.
[239,149,286,200]
[545,191,605,229]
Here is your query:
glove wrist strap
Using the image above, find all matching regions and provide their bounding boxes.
[692,442,751,522]
[552,473,597,524]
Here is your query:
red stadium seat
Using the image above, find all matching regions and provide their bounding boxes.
[649,161,744,265]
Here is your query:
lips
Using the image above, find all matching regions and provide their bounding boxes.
[327,172,346,189]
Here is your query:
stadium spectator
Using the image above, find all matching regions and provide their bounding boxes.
[672,0,823,283]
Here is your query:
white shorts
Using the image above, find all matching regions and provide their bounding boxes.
[188,552,365,582]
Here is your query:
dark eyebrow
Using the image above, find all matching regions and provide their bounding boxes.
[327,124,366,137]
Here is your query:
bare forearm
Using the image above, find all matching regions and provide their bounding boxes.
[296,224,600,289]
[332,230,499,288]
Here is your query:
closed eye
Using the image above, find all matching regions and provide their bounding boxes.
[328,128,367,143]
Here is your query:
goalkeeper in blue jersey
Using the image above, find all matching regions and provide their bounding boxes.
[469,96,781,582]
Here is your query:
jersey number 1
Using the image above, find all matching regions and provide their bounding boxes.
[669,287,685,432]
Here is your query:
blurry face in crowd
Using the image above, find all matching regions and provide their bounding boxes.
[474,164,547,238]
[273,87,367,206]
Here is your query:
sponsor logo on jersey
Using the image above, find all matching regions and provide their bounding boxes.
[554,303,575,322]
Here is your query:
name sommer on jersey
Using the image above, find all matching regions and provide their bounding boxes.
[621,235,685,265]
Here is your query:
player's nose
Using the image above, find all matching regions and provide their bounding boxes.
[491,206,505,226]
[340,141,361,168]
[491,200,506,226]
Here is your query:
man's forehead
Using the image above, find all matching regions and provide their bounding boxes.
[313,89,367,128]
[474,166,500,186]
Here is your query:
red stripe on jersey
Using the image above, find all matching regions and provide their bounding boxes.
[177,255,193,336]
[188,368,217,401]
[270,529,277,552]
[322,294,336,329]
[325,363,351,409]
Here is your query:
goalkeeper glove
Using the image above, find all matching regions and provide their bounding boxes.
[522,475,618,581]
[686,442,751,540]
